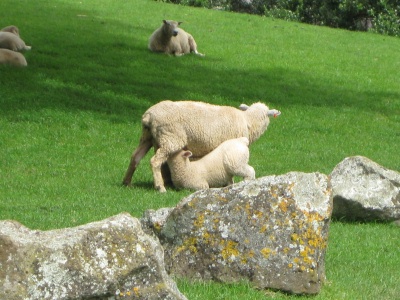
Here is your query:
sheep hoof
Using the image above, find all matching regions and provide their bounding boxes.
[156,186,167,193]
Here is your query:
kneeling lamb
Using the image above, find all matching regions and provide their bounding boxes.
[167,137,255,190]
[0,31,31,52]
[148,20,204,56]
[0,49,27,67]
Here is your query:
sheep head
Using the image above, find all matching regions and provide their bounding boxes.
[162,20,182,37]
[169,150,193,165]
[240,103,281,118]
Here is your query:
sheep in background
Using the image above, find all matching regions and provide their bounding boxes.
[1,25,20,36]
[167,137,255,190]
[0,32,31,52]
[122,100,280,192]
[0,49,27,67]
[148,20,204,56]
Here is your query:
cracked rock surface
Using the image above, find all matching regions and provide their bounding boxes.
[331,156,400,221]
[143,172,333,295]
[0,213,187,300]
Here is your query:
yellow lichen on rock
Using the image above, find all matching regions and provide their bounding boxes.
[260,247,277,259]
[177,237,198,254]
[193,213,205,228]
[278,200,289,212]
[221,240,239,261]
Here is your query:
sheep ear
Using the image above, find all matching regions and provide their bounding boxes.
[182,151,193,158]
[239,104,249,111]
[267,109,281,117]
[178,21,183,25]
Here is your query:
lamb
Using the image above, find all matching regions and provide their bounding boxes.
[167,137,255,190]
[0,32,31,52]
[0,49,27,67]
[122,100,281,192]
[148,20,204,56]
[1,25,20,36]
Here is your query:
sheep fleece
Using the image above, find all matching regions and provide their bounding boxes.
[0,32,31,51]
[0,49,27,67]
[168,137,255,190]
[143,100,270,158]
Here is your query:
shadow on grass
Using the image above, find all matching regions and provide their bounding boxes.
[0,0,399,124]
[331,216,397,224]
[120,181,154,190]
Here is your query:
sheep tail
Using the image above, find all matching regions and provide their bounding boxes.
[142,113,151,127]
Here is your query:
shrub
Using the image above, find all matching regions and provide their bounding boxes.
[161,0,400,37]
[370,1,400,36]
[263,6,300,22]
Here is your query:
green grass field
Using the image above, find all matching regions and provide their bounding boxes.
[1,0,399,299]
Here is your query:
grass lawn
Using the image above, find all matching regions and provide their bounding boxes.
[1,0,399,299]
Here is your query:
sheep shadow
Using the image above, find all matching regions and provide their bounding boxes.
[1,0,398,124]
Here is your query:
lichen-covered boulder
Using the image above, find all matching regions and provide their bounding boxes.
[0,213,187,300]
[331,156,400,221]
[141,207,174,238]
[143,172,333,295]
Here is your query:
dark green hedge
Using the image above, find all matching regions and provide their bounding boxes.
[164,0,400,37]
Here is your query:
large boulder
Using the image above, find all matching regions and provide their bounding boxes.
[142,172,333,295]
[331,156,400,221]
[0,213,187,300]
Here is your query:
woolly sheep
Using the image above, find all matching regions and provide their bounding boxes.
[148,20,204,56]
[122,100,280,192]
[0,32,31,52]
[1,25,20,36]
[167,137,255,190]
[0,49,27,67]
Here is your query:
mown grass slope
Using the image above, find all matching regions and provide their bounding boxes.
[0,0,399,299]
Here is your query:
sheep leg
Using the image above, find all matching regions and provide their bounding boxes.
[150,148,170,193]
[188,35,204,57]
[233,165,256,181]
[122,131,153,186]
[242,166,256,181]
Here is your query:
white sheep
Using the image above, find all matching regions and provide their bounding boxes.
[0,32,31,52]
[167,137,255,190]
[148,20,204,56]
[1,25,20,36]
[0,48,27,67]
[122,100,280,192]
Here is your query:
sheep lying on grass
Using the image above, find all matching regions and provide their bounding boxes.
[148,20,204,56]
[168,137,255,190]
[122,100,280,192]
[1,25,20,36]
[0,30,31,52]
[0,49,27,67]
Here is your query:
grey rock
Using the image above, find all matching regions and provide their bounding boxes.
[142,172,333,295]
[0,213,187,300]
[141,207,174,237]
[331,156,400,221]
